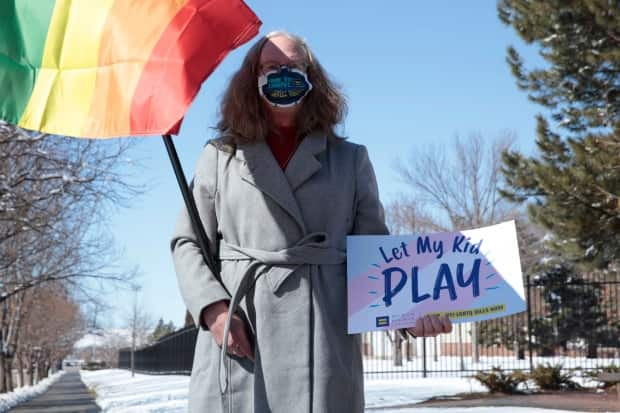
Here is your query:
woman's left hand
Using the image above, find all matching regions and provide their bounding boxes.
[406,314,452,338]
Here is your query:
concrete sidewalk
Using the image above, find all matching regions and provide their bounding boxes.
[8,371,100,413]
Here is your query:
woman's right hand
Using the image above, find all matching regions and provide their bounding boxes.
[202,300,254,361]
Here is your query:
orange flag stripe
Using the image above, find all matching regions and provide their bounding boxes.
[6,0,261,138]
[129,0,261,136]
[84,1,188,137]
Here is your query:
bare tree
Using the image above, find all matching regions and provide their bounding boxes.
[0,122,145,391]
[13,285,83,388]
[388,131,519,363]
[0,122,143,300]
[393,131,517,231]
[91,331,132,368]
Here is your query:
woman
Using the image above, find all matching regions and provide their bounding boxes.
[170,31,452,413]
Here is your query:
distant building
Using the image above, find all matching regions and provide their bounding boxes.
[70,328,146,367]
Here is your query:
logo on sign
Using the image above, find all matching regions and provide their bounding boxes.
[376,316,390,327]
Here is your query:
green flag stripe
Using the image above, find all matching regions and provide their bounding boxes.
[0,1,57,123]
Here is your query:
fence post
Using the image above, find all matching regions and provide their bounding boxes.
[526,274,533,372]
[458,324,465,371]
[422,337,427,378]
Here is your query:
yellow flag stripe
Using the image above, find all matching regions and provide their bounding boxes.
[19,0,114,135]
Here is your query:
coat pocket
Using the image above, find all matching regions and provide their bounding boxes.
[189,328,256,413]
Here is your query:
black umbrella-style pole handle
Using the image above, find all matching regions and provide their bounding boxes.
[162,134,230,296]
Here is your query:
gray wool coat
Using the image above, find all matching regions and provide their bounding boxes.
[170,131,389,413]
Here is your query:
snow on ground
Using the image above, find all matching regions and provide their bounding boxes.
[81,369,188,413]
[80,369,585,412]
[377,409,580,413]
[364,376,488,408]
[0,370,65,413]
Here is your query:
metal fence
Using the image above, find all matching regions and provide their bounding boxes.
[363,272,620,378]
[119,325,197,374]
[119,274,620,377]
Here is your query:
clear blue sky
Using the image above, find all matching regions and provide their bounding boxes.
[103,1,546,329]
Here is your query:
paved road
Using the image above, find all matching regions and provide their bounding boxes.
[8,371,100,413]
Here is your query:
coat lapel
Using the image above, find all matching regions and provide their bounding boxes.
[236,139,307,233]
[236,132,327,235]
[285,131,326,192]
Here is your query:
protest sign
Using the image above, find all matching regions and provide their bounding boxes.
[347,220,525,334]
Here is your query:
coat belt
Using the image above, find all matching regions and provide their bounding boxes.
[217,232,346,395]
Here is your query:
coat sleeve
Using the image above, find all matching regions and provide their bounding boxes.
[170,142,230,330]
[351,145,390,236]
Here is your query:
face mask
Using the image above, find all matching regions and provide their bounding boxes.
[258,66,313,107]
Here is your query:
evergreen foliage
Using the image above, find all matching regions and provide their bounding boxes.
[530,261,620,358]
[498,0,620,267]
[474,366,528,393]
[530,363,581,390]
[149,318,176,342]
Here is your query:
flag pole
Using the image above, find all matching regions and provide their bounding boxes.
[162,134,230,296]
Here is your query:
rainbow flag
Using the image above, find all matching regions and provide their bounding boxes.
[0,0,261,138]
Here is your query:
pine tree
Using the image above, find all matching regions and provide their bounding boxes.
[530,262,620,358]
[478,218,548,359]
[164,321,176,335]
[149,318,176,342]
[498,0,620,132]
[184,309,194,327]
[149,318,166,343]
[498,0,620,268]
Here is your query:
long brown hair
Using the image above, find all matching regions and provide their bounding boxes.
[216,31,347,143]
